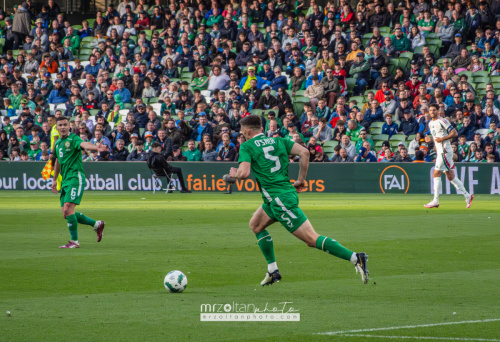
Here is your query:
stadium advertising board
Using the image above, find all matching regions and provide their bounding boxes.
[0,162,499,194]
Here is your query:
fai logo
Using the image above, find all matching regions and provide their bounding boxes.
[65,141,70,148]
[379,166,410,194]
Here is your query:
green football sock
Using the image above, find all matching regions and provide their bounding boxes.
[256,230,276,264]
[66,214,78,241]
[75,212,97,227]
[316,235,353,261]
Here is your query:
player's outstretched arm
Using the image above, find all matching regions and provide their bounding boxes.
[290,143,310,192]
[229,162,251,180]
[80,141,108,152]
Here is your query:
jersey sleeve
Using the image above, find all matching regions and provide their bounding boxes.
[238,143,252,163]
[72,134,84,151]
[439,118,453,133]
[282,137,295,155]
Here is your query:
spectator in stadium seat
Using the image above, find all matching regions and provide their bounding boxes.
[331,147,354,162]
[183,140,202,161]
[391,146,413,162]
[167,145,188,162]
[399,110,420,138]
[350,52,370,96]
[481,107,500,129]
[217,134,236,161]
[355,146,377,162]
[379,90,397,116]
[110,139,129,161]
[113,79,131,104]
[47,79,68,104]
[201,140,218,161]
[362,100,383,129]
[340,134,356,159]
[191,113,213,142]
[312,117,332,145]
[354,129,374,151]
[382,114,399,139]
[445,34,466,60]
[391,28,411,53]
[127,140,147,161]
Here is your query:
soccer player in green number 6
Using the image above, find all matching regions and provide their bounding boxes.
[52,117,107,249]
[228,115,369,285]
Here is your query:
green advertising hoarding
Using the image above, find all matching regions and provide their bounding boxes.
[0,162,499,194]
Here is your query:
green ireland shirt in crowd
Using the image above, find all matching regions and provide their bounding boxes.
[54,133,85,181]
[238,133,296,203]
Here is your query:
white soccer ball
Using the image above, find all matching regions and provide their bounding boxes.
[164,270,188,293]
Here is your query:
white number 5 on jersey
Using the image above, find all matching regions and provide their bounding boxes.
[263,146,281,173]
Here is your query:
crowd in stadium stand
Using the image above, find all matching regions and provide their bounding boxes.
[1,0,500,163]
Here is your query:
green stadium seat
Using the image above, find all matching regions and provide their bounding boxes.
[407,134,417,141]
[294,90,305,97]
[143,97,159,104]
[473,71,490,78]
[390,134,407,142]
[346,78,356,93]
[364,89,377,96]
[373,134,389,141]
[413,46,424,54]
[293,102,305,115]
[79,54,91,61]
[388,58,399,74]
[489,76,500,83]
[370,122,384,128]
[79,48,92,55]
[72,25,83,30]
[294,96,310,103]
[378,27,390,33]
[325,151,335,159]
[323,140,339,148]
[322,146,336,153]
[86,19,96,27]
[139,127,145,136]
[89,109,99,116]
[370,127,382,135]
[81,36,94,44]
[458,70,472,78]
[249,109,263,116]
[349,96,365,106]
[362,33,373,39]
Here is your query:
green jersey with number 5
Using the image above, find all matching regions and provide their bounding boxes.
[54,133,85,181]
[238,133,296,203]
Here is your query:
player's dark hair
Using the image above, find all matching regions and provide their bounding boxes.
[240,115,262,131]
[56,116,69,123]
[151,142,161,149]
[429,104,439,110]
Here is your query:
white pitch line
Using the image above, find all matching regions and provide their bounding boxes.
[337,334,500,341]
[318,318,500,335]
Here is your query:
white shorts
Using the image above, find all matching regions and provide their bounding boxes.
[435,152,455,172]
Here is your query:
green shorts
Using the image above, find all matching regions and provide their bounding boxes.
[262,191,308,233]
[60,177,85,207]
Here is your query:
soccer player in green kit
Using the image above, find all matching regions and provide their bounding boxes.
[228,115,369,285]
[52,117,108,248]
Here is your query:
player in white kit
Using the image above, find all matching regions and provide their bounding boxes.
[424,104,474,209]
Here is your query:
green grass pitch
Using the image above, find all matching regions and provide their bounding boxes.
[1,191,499,341]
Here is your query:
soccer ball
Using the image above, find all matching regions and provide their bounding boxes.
[164,270,188,293]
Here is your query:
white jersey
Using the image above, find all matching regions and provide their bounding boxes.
[428,118,453,155]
